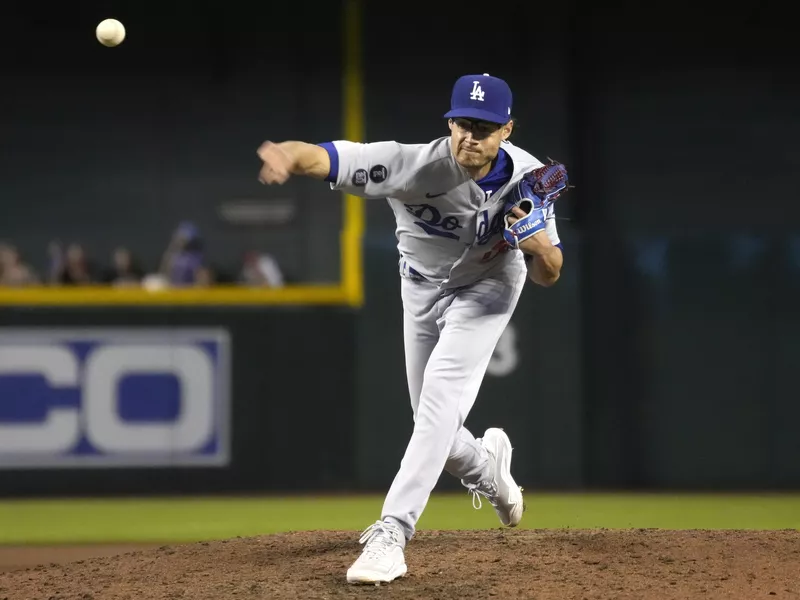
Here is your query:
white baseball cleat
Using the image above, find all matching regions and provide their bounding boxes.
[464,427,525,527]
[346,520,407,584]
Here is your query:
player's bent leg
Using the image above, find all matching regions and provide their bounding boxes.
[464,427,525,527]
[380,267,527,540]
[403,278,489,485]
[445,427,489,484]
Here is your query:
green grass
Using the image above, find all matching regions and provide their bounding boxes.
[0,493,798,545]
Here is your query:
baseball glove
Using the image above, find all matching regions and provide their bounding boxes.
[502,159,570,249]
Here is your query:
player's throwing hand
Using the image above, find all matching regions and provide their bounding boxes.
[257,141,293,185]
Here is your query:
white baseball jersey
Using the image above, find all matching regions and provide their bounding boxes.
[318,134,562,543]
[319,136,561,288]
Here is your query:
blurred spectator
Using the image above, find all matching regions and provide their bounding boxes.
[49,241,94,285]
[240,250,285,287]
[159,222,206,287]
[195,266,215,287]
[141,273,170,291]
[0,243,39,286]
[101,247,144,287]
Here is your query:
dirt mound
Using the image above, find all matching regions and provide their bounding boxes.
[1,529,799,599]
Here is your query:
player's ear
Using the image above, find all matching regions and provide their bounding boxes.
[501,119,513,140]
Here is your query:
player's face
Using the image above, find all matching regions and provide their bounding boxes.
[449,118,513,173]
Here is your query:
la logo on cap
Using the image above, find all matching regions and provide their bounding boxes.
[469,81,485,101]
[469,73,491,102]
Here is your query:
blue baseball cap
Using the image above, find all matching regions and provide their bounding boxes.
[443,73,513,125]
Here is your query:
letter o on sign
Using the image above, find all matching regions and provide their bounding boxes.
[83,345,215,454]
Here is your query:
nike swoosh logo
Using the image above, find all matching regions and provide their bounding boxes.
[425,192,446,198]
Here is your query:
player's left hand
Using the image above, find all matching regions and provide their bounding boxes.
[502,160,570,252]
[502,196,546,247]
[505,207,555,256]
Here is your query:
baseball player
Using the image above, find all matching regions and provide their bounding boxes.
[257,73,567,584]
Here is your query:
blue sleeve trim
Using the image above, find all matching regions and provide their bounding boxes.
[555,242,563,251]
[318,142,339,183]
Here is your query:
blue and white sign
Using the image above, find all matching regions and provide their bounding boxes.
[0,328,231,469]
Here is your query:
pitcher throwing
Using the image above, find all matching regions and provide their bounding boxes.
[256,73,569,584]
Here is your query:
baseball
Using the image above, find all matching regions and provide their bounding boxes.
[95,18,125,47]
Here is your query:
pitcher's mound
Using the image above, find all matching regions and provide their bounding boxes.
[2,529,799,599]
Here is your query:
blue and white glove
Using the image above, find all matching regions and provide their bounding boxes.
[502,160,569,249]
[502,198,546,249]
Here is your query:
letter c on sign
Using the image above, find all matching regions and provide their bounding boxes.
[83,345,215,454]
[0,346,81,454]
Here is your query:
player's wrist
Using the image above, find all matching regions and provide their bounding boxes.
[273,142,300,174]
[519,232,556,257]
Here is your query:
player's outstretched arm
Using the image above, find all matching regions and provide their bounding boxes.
[257,141,331,184]
[259,137,443,199]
